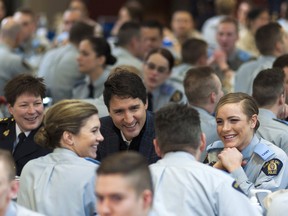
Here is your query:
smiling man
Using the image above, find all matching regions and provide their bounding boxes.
[0,74,51,176]
[96,67,159,164]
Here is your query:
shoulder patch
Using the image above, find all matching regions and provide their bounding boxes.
[232,180,244,194]
[170,90,183,102]
[261,159,283,176]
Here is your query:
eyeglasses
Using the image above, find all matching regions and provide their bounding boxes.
[145,62,168,74]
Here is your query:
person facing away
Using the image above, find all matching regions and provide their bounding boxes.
[150,103,261,216]
[17,99,103,216]
[252,68,288,156]
[96,67,159,164]
[207,93,288,196]
[0,74,51,176]
[95,151,153,216]
[183,66,224,161]
[0,149,44,216]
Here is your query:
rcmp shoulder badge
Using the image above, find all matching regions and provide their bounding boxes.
[261,159,283,176]
[232,181,244,193]
[170,90,183,102]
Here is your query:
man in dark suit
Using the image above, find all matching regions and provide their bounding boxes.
[0,74,51,176]
[96,67,159,164]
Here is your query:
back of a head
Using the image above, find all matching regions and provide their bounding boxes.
[184,66,217,105]
[216,0,237,15]
[253,68,285,107]
[155,103,201,154]
[0,149,16,181]
[181,38,207,64]
[0,17,21,41]
[116,21,140,47]
[141,19,163,36]
[34,99,98,150]
[69,21,94,45]
[96,151,153,195]
[124,0,143,22]
[273,54,288,68]
[255,22,282,55]
[4,74,46,106]
[103,68,146,110]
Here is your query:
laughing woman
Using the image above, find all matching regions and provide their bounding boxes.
[73,36,116,99]
[207,93,288,196]
[17,100,104,216]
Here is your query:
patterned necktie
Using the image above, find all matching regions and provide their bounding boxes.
[88,83,94,98]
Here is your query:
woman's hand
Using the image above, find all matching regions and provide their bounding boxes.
[218,147,243,172]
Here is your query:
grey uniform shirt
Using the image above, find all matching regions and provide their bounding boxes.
[191,106,218,162]
[235,55,275,95]
[17,148,98,216]
[38,43,84,103]
[150,151,261,216]
[150,82,184,112]
[0,43,31,95]
[257,108,288,155]
[72,68,110,99]
[207,135,288,196]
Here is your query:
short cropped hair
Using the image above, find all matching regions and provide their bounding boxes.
[155,103,201,154]
[0,150,16,181]
[4,74,46,106]
[69,21,94,45]
[96,151,153,196]
[253,68,285,107]
[255,22,283,55]
[273,54,288,68]
[184,66,219,105]
[141,20,163,36]
[116,21,140,46]
[181,38,207,64]
[103,68,147,111]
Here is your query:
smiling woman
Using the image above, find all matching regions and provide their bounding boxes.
[207,92,288,196]
[17,99,103,216]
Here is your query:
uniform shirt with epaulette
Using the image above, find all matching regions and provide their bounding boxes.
[0,117,51,176]
[207,135,288,196]
[257,108,288,156]
[149,82,185,112]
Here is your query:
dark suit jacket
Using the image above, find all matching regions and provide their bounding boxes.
[0,117,52,176]
[97,111,159,164]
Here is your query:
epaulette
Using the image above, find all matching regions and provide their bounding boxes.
[85,157,101,165]
[0,117,14,124]
[170,90,183,102]
[273,118,288,126]
[206,140,224,152]
[238,50,253,62]
[254,143,275,161]
[160,83,174,95]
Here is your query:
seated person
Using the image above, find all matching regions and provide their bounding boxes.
[96,68,159,164]
[95,151,153,216]
[150,103,261,215]
[17,100,104,216]
[0,149,44,215]
[0,74,51,176]
[207,93,288,196]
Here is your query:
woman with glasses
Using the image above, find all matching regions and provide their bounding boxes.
[143,47,184,112]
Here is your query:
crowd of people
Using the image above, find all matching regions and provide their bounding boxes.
[1,0,288,215]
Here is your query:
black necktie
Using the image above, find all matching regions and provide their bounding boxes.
[88,83,94,98]
[13,132,26,153]
[147,92,153,111]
